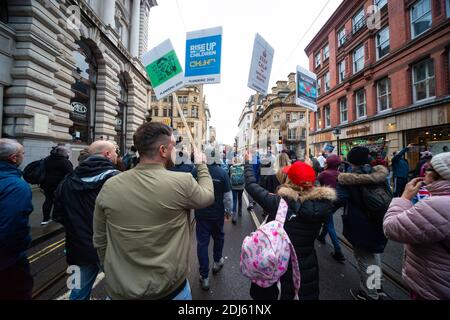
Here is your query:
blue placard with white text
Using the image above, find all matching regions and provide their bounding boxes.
[185,27,222,84]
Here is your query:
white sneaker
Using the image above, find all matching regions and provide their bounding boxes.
[41,219,52,226]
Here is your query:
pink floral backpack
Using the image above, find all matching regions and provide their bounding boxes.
[240,198,301,299]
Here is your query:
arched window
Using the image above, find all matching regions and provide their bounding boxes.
[116,75,128,155]
[70,40,97,144]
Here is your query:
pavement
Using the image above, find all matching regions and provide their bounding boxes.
[45,191,409,300]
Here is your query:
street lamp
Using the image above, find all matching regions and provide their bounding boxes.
[332,127,341,156]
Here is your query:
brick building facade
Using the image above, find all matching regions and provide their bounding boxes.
[305,0,450,168]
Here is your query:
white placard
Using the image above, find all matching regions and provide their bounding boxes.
[142,39,185,100]
[247,33,274,95]
[296,66,318,112]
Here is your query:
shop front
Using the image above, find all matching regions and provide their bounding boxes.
[405,124,450,170]
[339,134,388,160]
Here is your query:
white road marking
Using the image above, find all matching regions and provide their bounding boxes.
[243,192,261,229]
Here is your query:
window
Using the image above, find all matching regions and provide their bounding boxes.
[286,113,291,122]
[183,108,188,117]
[292,112,298,121]
[163,108,168,117]
[192,106,198,118]
[178,96,188,103]
[70,40,97,144]
[447,0,450,17]
[356,89,367,118]
[324,72,330,92]
[288,128,297,140]
[375,0,388,9]
[316,110,322,130]
[376,26,390,60]
[315,53,321,68]
[338,27,346,47]
[353,45,364,74]
[324,105,331,127]
[153,107,159,117]
[299,112,305,120]
[338,60,346,83]
[317,78,322,96]
[413,59,435,102]
[151,95,157,102]
[339,98,348,123]
[323,44,329,61]
[0,0,8,23]
[352,8,365,34]
[377,78,392,112]
[411,0,432,39]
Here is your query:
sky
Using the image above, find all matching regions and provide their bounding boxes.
[147,0,343,145]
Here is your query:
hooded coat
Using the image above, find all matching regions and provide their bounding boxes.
[53,156,120,265]
[334,165,389,253]
[244,164,336,300]
[383,180,450,300]
[40,154,73,192]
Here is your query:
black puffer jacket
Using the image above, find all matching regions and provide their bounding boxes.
[244,164,336,300]
[40,154,73,192]
[53,156,120,265]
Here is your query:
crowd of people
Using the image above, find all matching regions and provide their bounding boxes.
[0,123,449,300]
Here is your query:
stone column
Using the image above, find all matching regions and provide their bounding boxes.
[103,0,116,29]
[129,0,141,57]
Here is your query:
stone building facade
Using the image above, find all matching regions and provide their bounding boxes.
[305,0,450,167]
[252,73,309,159]
[149,85,211,150]
[0,0,157,166]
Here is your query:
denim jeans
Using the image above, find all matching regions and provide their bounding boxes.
[319,214,342,253]
[196,218,224,278]
[353,247,384,300]
[172,280,192,300]
[232,189,243,217]
[69,264,100,300]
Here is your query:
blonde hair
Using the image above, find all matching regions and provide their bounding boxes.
[275,153,291,184]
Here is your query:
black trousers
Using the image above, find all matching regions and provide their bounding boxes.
[42,189,55,221]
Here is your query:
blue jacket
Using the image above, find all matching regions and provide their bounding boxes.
[334,165,389,253]
[192,164,232,220]
[0,161,33,270]
[392,147,410,178]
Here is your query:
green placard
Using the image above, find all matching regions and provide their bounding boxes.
[145,50,183,88]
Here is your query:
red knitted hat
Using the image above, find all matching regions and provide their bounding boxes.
[282,161,316,186]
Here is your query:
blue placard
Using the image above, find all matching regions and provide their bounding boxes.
[185,34,222,78]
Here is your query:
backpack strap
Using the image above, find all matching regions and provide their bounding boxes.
[288,241,301,300]
[276,198,301,299]
[275,198,289,224]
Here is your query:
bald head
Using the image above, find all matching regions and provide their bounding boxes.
[0,138,25,166]
[88,140,118,165]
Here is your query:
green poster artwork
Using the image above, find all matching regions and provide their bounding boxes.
[145,50,182,88]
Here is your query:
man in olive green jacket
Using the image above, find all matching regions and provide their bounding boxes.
[93,123,214,300]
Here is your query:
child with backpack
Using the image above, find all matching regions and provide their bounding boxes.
[230,157,245,224]
[242,153,336,300]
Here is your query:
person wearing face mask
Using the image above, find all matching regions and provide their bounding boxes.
[52,140,121,300]
[0,138,34,300]
[93,122,214,300]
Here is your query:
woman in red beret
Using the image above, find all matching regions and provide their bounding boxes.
[244,152,337,300]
